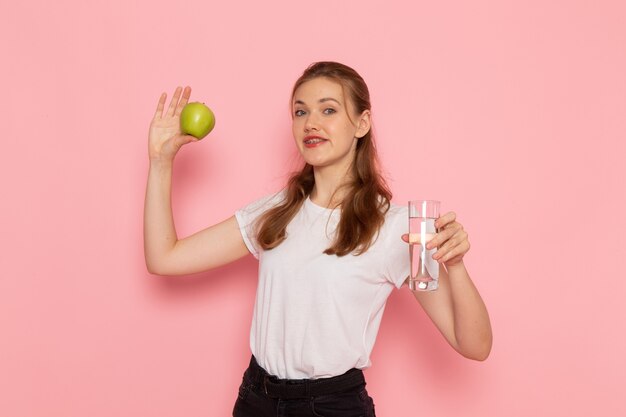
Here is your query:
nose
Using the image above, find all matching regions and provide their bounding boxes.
[304,113,320,132]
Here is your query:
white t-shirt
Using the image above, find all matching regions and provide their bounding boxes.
[234,190,410,379]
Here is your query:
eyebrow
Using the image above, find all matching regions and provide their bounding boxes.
[294,97,342,106]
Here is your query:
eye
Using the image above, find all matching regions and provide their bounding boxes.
[323,108,336,115]
[294,109,305,117]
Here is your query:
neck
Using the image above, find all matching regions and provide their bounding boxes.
[309,163,354,208]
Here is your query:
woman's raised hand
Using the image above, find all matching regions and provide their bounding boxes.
[401,211,470,268]
[148,86,197,162]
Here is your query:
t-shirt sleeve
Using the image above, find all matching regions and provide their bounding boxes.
[234,190,285,259]
[382,205,411,289]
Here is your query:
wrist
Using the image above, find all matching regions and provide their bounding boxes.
[445,260,466,273]
[149,158,174,169]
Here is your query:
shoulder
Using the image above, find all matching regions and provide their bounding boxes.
[235,189,287,230]
[383,202,408,226]
[375,201,408,242]
[366,201,406,247]
[238,189,287,213]
[386,202,407,217]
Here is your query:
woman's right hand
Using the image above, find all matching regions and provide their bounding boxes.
[148,86,198,162]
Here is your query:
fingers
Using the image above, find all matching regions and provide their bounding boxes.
[404,210,468,265]
[431,234,459,260]
[435,211,456,230]
[166,86,183,118]
[407,232,436,244]
[435,239,470,264]
[426,223,463,249]
[154,86,192,119]
[175,86,192,116]
[154,92,167,119]
[432,230,469,263]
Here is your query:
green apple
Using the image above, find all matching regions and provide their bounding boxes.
[180,102,215,139]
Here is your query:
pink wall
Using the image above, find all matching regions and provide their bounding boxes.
[2,1,625,416]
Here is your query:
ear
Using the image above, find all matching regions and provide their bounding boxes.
[355,110,371,139]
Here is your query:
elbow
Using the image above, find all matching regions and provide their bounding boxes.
[463,346,491,362]
[145,259,166,276]
[145,249,176,275]
[146,265,161,276]
[457,335,492,362]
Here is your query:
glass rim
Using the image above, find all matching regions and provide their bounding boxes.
[408,200,441,205]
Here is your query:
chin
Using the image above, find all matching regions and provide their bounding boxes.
[299,153,328,167]
[306,157,335,168]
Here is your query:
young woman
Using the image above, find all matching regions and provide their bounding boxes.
[144,62,492,417]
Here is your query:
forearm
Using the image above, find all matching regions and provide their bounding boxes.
[446,261,493,360]
[143,160,178,273]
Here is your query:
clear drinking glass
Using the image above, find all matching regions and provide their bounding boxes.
[408,200,441,291]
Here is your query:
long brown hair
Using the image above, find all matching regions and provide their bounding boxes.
[255,61,392,256]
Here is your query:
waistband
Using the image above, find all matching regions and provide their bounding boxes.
[244,355,366,400]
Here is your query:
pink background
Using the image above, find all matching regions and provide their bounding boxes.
[1,0,625,416]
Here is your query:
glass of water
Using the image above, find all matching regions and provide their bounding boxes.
[408,200,441,291]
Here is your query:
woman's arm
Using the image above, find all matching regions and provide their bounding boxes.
[408,261,492,361]
[402,211,492,360]
[143,160,249,276]
[143,86,250,276]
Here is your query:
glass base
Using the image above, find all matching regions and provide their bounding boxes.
[409,278,439,292]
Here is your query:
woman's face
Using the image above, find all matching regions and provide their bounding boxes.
[291,77,370,170]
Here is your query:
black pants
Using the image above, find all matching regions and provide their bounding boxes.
[233,355,377,417]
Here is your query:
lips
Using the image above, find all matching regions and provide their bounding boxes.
[303,135,328,146]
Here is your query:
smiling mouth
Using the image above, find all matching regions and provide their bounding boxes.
[304,138,327,145]
[303,135,328,145]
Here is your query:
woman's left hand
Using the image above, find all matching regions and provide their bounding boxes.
[403,211,470,267]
